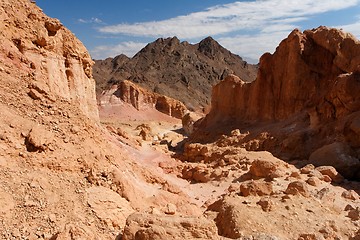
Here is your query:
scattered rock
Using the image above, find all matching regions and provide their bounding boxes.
[345,204,355,211]
[315,166,344,183]
[347,208,360,221]
[249,159,285,179]
[298,233,324,240]
[164,203,177,215]
[240,180,273,197]
[306,177,321,186]
[285,181,310,197]
[301,164,315,174]
[257,197,273,212]
[341,190,359,200]
[25,125,53,152]
[309,142,360,179]
[122,213,219,240]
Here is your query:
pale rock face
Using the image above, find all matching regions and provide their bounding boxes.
[99,80,187,119]
[0,0,98,120]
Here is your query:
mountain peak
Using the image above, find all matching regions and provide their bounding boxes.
[198,36,225,59]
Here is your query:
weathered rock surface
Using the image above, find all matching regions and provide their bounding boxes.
[195,27,360,179]
[99,80,187,119]
[0,0,98,120]
[122,213,219,240]
[93,36,258,110]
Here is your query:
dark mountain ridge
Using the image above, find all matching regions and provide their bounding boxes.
[93,36,258,110]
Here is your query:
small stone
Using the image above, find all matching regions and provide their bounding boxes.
[306,177,320,186]
[300,164,315,174]
[227,183,239,193]
[28,88,43,101]
[315,166,344,183]
[348,208,360,221]
[285,181,310,197]
[308,170,324,180]
[290,171,302,179]
[165,203,176,215]
[257,197,273,212]
[341,190,359,200]
[345,204,355,211]
[240,180,273,197]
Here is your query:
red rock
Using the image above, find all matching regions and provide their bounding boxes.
[341,190,359,200]
[309,142,359,179]
[195,27,360,179]
[285,181,310,197]
[249,159,286,179]
[315,166,344,183]
[240,180,273,197]
[99,80,187,119]
[257,197,273,212]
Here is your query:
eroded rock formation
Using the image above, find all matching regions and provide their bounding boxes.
[99,80,187,119]
[195,27,360,179]
[0,0,98,120]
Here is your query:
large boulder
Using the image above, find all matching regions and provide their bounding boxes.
[309,142,360,179]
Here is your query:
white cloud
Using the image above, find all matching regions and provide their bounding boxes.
[90,41,147,60]
[98,0,359,39]
[78,17,103,24]
[218,30,291,63]
[93,0,360,62]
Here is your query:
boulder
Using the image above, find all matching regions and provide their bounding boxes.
[285,181,310,197]
[315,166,344,183]
[182,112,202,136]
[249,159,286,179]
[25,125,53,152]
[341,190,359,200]
[240,180,273,197]
[122,213,219,240]
[309,142,360,179]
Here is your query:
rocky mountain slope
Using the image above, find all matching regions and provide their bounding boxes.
[93,37,258,110]
[0,1,201,239]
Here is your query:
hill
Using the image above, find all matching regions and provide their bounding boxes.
[93,37,258,110]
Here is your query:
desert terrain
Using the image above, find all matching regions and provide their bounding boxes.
[0,0,360,240]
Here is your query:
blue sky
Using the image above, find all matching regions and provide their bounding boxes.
[36,0,360,63]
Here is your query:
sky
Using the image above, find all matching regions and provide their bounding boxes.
[36,0,360,63]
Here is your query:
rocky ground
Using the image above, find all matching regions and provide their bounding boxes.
[1,0,360,239]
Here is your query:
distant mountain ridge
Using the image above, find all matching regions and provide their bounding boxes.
[93,36,258,110]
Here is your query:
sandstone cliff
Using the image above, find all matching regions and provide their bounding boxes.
[196,27,360,179]
[0,1,204,238]
[93,37,258,110]
[99,80,187,119]
[0,0,98,120]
